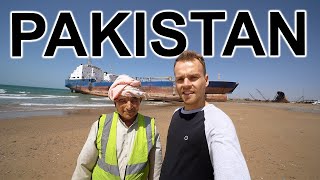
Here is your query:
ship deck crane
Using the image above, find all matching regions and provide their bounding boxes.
[256,89,269,101]
[248,92,257,101]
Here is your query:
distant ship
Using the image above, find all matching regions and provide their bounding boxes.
[65,63,238,102]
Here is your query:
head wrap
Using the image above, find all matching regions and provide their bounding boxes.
[108,74,146,101]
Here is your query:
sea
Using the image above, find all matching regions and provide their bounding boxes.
[0,84,168,120]
[0,84,117,119]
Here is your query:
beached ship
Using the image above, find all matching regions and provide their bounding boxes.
[65,63,238,102]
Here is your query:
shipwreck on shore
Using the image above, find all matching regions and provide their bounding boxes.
[65,63,239,102]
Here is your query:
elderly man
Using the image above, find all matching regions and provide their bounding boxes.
[72,75,162,180]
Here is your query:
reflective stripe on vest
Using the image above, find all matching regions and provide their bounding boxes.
[93,112,155,179]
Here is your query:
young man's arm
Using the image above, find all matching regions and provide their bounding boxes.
[205,106,251,180]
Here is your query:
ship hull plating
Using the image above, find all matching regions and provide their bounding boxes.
[65,79,238,102]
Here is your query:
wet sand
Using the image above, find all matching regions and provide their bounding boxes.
[0,102,320,179]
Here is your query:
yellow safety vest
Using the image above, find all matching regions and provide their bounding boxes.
[92,112,155,180]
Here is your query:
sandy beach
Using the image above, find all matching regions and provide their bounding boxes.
[0,101,320,180]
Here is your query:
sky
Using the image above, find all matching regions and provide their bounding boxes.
[1,0,319,101]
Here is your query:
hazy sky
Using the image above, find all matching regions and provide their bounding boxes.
[1,0,319,101]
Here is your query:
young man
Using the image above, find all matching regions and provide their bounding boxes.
[72,75,162,180]
[160,50,250,180]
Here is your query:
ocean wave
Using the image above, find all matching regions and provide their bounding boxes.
[40,95,79,98]
[0,107,75,113]
[91,97,109,101]
[0,95,34,99]
[143,101,171,105]
[0,93,27,97]
[0,89,6,94]
[0,94,78,99]
[20,103,114,107]
[18,91,30,94]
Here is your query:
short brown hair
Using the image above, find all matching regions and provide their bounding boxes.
[174,50,207,75]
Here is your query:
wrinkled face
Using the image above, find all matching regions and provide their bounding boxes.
[114,96,141,122]
[174,59,208,110]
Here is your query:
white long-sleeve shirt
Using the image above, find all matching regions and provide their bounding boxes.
[72,116,163,180]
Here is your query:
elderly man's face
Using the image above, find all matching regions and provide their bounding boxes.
[114,96,141,122]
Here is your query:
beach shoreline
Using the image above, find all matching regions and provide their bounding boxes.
[1,101,320,179]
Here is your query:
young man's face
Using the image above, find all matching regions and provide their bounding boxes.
[174,59,208,110]
[114,96,141,122]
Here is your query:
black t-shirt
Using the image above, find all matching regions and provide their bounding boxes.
[160,108,214,180]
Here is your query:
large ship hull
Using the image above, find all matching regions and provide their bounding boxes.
[65,79,238,102]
